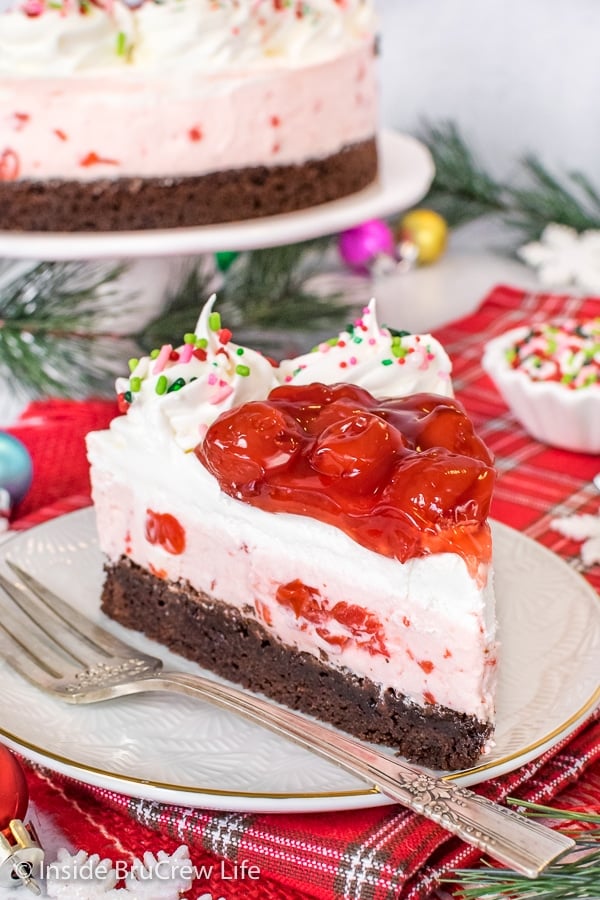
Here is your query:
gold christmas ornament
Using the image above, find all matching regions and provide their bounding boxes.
[396,209,448,265]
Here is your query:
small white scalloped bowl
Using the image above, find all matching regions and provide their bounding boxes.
[481,324,600,453]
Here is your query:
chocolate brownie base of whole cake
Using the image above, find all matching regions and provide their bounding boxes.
[101,556,492,771]
[0,139,377,233]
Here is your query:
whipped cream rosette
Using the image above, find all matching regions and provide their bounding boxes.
[116,295,278,452]
[278,299,454,398]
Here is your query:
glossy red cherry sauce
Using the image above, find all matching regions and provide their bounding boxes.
[198,383,495,568]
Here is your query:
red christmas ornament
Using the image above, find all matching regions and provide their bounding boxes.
[0,745,43,893]
[0,744,28,829]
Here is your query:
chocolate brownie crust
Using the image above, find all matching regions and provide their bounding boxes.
[101,556,492,771]
[0,139,377,233]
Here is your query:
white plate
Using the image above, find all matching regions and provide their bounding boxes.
[0,509,598,814]
[0,131,433,261]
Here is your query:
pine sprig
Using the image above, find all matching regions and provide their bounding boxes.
[447,801,600,900]
[216,237,349,329]
[0,261,138,400]
[507,156,600,243]
[420,120,600,243]
[140,241,351,354]
[138,262,215,352]
[419,120,506,227]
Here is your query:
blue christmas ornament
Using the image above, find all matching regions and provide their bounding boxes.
[0,433,32,505]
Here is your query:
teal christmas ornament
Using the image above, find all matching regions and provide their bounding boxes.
[0,433,32,505]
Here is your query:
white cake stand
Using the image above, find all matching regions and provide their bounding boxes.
[0,131,433,261]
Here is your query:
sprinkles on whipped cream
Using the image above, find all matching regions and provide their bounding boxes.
[117,297,449,416]
[282,304,438,382]
[117,302,252,413]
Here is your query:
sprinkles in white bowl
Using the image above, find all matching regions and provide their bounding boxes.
[482,318,600,453]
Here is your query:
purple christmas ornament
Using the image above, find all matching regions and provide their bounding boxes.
[338,219,397,274]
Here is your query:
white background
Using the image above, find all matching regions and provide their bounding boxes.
[376,0,600,181]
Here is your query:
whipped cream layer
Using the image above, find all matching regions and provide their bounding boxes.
[88,424,497,724]
[279,300,454,398]
[1,0,377,181]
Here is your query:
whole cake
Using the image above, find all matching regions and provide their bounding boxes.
[86,299,498,771]
[0,0,378,232]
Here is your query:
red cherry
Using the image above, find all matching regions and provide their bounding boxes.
[145,510,186,555]
[270,382,377,435]
[384,449,493,531]
[413,403,493,464]
[275,579,324,622]
[380,394,493,465]
[198,382,495,565]
[330,601,389,657]
[0,149,20,181]
[311,411,399,493]
[199,401,302,492]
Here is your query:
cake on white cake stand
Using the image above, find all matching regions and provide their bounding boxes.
[0,130,433,423]
[0,131,434,260]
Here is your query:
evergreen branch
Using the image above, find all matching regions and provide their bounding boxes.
[140,241,352,355]
[446,801,600,900]
[419,120,507,227]
[419,120,600,245]
[507,156,600,242]
[0,261,128,331]
[0,261,138,399]
[569,171,600,212]
[452,852,600,900]
[138,263,215,352]
[217,238,350,329]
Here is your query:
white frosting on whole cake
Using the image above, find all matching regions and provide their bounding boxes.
[86,296,498,729]
[0,0,377,181]
[0,0,375,74]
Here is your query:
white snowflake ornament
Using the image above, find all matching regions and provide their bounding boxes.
[40,846,193,900]
[518,223,600,293]
[123,846,193,898]
[550,512,600,566]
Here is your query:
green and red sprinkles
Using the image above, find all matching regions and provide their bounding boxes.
[506,319,600,389]
[284,305,437,382]
[118,317,258,410]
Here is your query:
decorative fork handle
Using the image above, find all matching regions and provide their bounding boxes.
[137,671,574,877]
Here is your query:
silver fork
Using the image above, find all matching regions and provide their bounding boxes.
[0,563,575,878]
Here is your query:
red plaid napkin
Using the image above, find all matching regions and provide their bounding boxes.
[6,284,600,900]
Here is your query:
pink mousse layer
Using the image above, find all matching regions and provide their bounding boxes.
[90,464,497,725]
[2,43,377,181]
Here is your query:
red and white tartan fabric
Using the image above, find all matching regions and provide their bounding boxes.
[6,284,600,900]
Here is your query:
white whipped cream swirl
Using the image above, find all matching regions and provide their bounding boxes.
[278,299,454,398]
[116,294,278,451]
